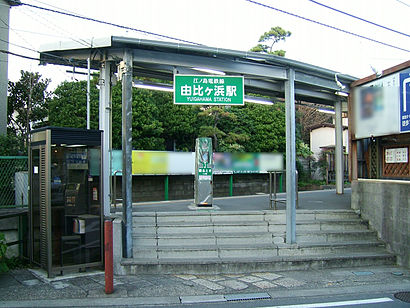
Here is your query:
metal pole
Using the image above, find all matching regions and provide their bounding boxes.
[285,68,296,244]
[335,99,344,194]
[269,172,272,209]
[229,174,233,197]
[279,172,283,193]
[273,171,277,210]
[164,175,169,201]
[122,49,133,258]
[99,61,112,217]
[104,219,113,294]
[87,57,90,130]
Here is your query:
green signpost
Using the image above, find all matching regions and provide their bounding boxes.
[174,75,244,105]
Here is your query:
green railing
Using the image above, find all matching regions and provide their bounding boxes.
[0,156,28,208]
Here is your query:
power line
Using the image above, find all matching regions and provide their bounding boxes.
[0,49,40,61]
[395,0,410,8]
[19,2,202,46]
[245,0,409,53]
[307,0,410,38]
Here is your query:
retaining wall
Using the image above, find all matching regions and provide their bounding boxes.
[351,179,409,268]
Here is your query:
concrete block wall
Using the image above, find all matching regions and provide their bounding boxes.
[351,179,410,268]
[0,217,19,258]
[114,173,276,202]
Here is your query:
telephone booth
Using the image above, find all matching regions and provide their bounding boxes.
[29,127,103,277]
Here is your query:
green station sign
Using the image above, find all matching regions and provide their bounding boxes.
[174,75,244,105]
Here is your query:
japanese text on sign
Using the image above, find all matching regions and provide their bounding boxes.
[174,75,244,105]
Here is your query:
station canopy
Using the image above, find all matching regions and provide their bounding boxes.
[39,36,357,105]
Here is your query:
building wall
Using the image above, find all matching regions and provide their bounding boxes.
[351,179,409,268]
[0,0,10,135]
[310,126,349,159]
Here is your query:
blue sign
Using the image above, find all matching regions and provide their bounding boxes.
[400,72,410,132]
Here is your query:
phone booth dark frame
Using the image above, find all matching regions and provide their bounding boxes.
[29,127,103,277]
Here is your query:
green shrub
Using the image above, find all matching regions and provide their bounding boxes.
[0,233,8,273]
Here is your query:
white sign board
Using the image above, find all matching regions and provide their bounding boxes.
[354,73,401,139]
[385,147,408,163]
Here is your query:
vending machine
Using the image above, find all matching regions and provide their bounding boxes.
[29,127,103,277]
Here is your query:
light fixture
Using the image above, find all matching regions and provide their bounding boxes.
[244,96,274,105]
[318,109,335,114]
[192,68,226,75]
[335,91,349,97]
[132,81,173,92]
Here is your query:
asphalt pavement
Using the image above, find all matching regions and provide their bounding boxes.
[118,188,352,213]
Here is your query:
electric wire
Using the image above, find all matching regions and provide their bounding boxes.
[307,0,410,38]
[20,7,90,48]
[245,0,410,53]
[0,49,40,61]
[19,2,202,46]
[0,26,70,40]
[395,0,410,8]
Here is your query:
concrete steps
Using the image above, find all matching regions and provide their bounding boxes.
[123,209,396,274]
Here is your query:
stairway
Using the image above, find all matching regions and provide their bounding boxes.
[121,209,396,274]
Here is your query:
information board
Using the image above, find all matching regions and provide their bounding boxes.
[174,75,244,105]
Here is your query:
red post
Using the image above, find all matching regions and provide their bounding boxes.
[104,219,114,294]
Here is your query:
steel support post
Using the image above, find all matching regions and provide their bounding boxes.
[335,99,344,194]
[122,49,133,258]
[285,68,296,244]
[99,60,112,217]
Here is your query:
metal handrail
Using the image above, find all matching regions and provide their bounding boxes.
[268,170,299,210]
[113,170,122,208]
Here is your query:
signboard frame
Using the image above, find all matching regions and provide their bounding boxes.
[174,74,244,106]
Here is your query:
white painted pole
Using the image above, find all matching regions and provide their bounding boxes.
[87,57,91,130]
[335,99,344,194]
[285,68,296,244]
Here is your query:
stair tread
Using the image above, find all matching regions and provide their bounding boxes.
[133,240,385,251]
[124,251,395,265]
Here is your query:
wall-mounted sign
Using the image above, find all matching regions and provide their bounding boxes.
[385,147,408,163]
[400,73,410,132]
[174,75,244,105]
[353,68,410,139]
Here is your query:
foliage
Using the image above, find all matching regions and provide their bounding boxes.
[0,133,26,156]
[7,71,51,146]
[158,101,200,151]
[296,105,333,145]
[48,78,100,130]
[313,149,330,181]
[131,88,165,150]
[250,26,291,56]
[234,103,286,153]
[0,233,8,273]
[197,106,248,152]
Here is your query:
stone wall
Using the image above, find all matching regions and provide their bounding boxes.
[351,179,409,268]
[113,173,278,202]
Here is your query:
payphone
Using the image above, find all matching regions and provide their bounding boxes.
[29,127,103,277]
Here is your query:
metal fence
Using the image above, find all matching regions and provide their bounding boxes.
[0,156,28,208]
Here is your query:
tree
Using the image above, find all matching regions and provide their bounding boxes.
[233,103,286,153]
[250,26,291,56]
[48,78,100,130]
[197,106,249,152]
[0,133,25,156]
[296,105,333,145]
[7,71,51,146]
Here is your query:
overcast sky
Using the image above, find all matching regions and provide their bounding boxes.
[5,0,410,88]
